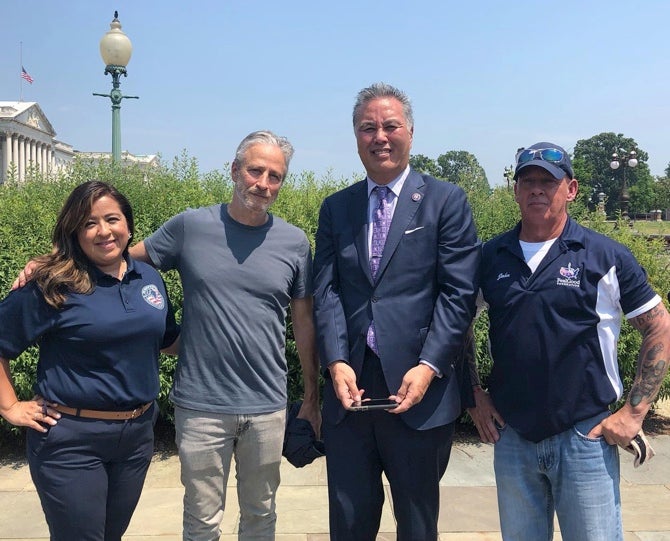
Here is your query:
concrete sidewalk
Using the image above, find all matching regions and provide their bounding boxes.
[1,435,669,540]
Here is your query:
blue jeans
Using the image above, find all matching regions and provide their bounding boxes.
[493,412,622,541]
[174,406,285,541]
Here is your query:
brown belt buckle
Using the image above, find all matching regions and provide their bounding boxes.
[130,406,140,419]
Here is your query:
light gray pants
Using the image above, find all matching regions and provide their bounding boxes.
[174,406,286,541]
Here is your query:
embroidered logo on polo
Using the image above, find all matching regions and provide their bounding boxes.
[141,285,165,309]
[557,263,581,288]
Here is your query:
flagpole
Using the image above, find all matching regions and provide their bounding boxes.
[19,41,23,102]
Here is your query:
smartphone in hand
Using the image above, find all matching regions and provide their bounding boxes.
[349,399,398,412]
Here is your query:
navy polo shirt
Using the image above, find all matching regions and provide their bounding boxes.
[0,258,179,410]
[481,217,660,442]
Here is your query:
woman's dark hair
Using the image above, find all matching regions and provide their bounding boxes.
[33,181,134,308]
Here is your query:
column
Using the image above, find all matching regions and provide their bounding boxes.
[40,143,46,175]
[23,137,29,181]
[0,135,4,184]
[11,134,19,181]
[18,136,25,182]
[2,133,11,184]
[29,139,36,169]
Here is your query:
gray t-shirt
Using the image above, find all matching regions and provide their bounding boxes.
[144,203,312,414]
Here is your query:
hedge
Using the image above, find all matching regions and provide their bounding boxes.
[1,157,669,442]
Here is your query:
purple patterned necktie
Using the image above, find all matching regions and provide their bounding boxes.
[367,185,392,354]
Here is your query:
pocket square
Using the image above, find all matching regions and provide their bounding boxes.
[404,226,424,234]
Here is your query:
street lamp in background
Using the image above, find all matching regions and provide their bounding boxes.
[503,165,514,189]
[93,11,139,164]
[597,192,606,215]
[609,149,638,219]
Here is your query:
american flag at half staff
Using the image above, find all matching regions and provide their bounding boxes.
[21,66,34,84]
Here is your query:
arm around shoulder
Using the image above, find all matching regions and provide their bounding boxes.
[161,334,180,356]
[128,241,154,265]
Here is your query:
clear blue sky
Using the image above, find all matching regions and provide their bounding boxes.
[2,0,669,186]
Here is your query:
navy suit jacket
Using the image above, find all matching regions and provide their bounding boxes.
[313,169,481,430]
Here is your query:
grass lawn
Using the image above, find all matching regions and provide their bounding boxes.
[632,220,670,235]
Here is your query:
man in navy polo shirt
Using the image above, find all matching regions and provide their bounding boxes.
[468,142,670,540]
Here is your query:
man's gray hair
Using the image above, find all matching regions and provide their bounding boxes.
[233,130,295,171]
[352,82,414,130]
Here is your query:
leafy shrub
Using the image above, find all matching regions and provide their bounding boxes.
[1,160,669,444]
[0,159,342,440]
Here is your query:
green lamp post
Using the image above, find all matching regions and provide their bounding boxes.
[503,165,514,189]
[93,11,138,164]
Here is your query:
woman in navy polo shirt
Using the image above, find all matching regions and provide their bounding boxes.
[0,181,180,541]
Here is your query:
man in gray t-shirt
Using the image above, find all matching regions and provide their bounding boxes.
[130,131,321,541]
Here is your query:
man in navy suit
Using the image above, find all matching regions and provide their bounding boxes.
[313,82,481,540]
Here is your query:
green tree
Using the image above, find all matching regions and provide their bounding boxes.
[410,150,490,195]
[654,162,670,213]
[654,175,670,212]
[628,175,657,215]
[573,132,652,216]
[468,185,518,241]
[436,151,490,194]
[408,154,441,178]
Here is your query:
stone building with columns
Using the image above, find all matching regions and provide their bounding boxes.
[0,101,74,183]
[0,101,157,184]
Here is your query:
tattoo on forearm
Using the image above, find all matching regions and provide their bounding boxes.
[649,343,664,356]
[627,304,670,407]
[630,343,667,407]
[630,304,662,332]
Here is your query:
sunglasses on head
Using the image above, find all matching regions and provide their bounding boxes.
[516,147,566,166]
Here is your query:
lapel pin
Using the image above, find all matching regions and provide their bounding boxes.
[411,192,422,202]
